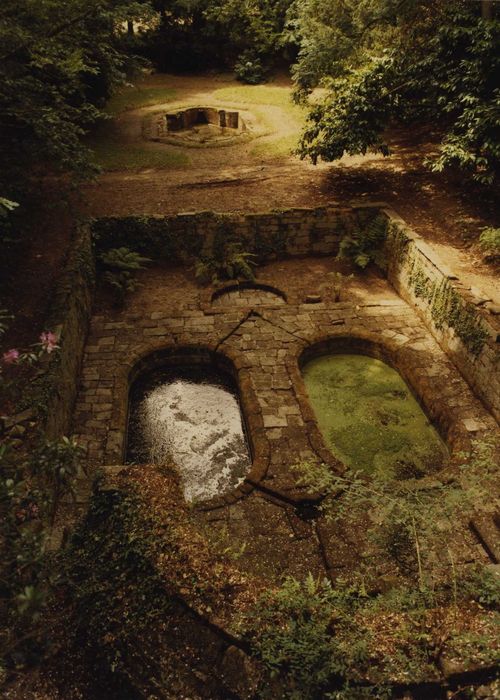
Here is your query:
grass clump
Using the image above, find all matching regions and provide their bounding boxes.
[88,133,189,171]
[105,86,177,115]
[213,85,296,107]
[251,133,300,159]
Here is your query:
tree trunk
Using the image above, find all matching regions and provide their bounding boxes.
[127,19,134,35]
[481,1,493,20]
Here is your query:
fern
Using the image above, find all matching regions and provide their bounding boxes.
[195,243,256,285]
[338,215,388,270]
[99,247,151,271]
[99,247,150,304]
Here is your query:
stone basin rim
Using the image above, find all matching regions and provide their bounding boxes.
[124,345,270,508]
[294,334,467,457]
[211,281,288,304]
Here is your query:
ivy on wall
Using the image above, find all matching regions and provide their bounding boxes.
[385,223,491,357]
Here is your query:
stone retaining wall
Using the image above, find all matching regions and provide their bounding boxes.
[381,206,499,423]
[91,207,370,263]
[29,224,96,438]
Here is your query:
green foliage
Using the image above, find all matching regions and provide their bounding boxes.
[98,246,150,303]
[0,430,84,669]
[235,51,267,85]
[479,227,500,258]
[337,214,388,269]
[0,309,13,338]
[195,243,256,284]
[32,436,85,524]
[462,566,500,609]
[0,198,19,217]
[246,570,500,697]
[0,0,152,200]
[247,574,370,699]
[142,0,293,73]
[296,439,499,589]
[406,263,490,356]
[286,0,415,96]
[295,2,500,184]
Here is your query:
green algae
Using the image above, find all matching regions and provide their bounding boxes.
[302,354,448,478]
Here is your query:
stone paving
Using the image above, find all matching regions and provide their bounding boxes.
[73,257,496,582]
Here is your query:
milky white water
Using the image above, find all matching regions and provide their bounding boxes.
[129,377,251,502]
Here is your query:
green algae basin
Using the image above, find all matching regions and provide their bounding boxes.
[302,354,448,478]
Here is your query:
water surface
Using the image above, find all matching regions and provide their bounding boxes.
[302,354,448,478]
[128,367,251,501]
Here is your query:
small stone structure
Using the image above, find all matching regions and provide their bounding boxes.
[145,106,251,147]
[165,107,242,132]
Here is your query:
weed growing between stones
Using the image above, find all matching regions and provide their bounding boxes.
[295,439,498,589]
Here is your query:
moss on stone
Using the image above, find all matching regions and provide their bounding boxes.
[302,354,448,478]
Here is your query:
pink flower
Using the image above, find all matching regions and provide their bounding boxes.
[39,331,58,354]
[2,348,20,364]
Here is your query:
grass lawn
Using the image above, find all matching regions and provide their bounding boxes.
[105,86,178,115]
[88,134,189,171]
[214,85,306,160]
[212,85,296,107]
[250,133,301,159]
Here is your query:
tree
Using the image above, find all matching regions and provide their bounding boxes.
[0,0,152,200]
[294,0,500,184]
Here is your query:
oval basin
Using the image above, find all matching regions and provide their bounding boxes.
[127,366,251,502]
[302,354,448,478]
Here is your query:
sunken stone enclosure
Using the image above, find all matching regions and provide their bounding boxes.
[39,204,500,501]
[36,203,499,694]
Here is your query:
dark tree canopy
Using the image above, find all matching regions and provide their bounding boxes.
[0,0,498,201]
[0,0,152,198]
[291,0,500,184]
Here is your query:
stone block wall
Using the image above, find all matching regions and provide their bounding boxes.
[91,206,366,263]
[28,224,96,438]
[381,206,499,423]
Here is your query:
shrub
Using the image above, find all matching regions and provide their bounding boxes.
[234,51,267,85]
[479,227,500,259]
[98,246,150,304]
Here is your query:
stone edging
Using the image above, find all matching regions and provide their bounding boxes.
[377,204,499,423]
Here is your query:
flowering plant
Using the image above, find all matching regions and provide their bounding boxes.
[2,330,60,367]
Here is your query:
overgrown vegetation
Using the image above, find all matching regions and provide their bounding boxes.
[296,439,498,589]
[98,246,151,304]
[244,568,499,698]
[479,227,500,260]
[337,213,388,269]
[1,343,85,679]
[195,243,256,284]
[0,0,154,203]
[293,1,500,185]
